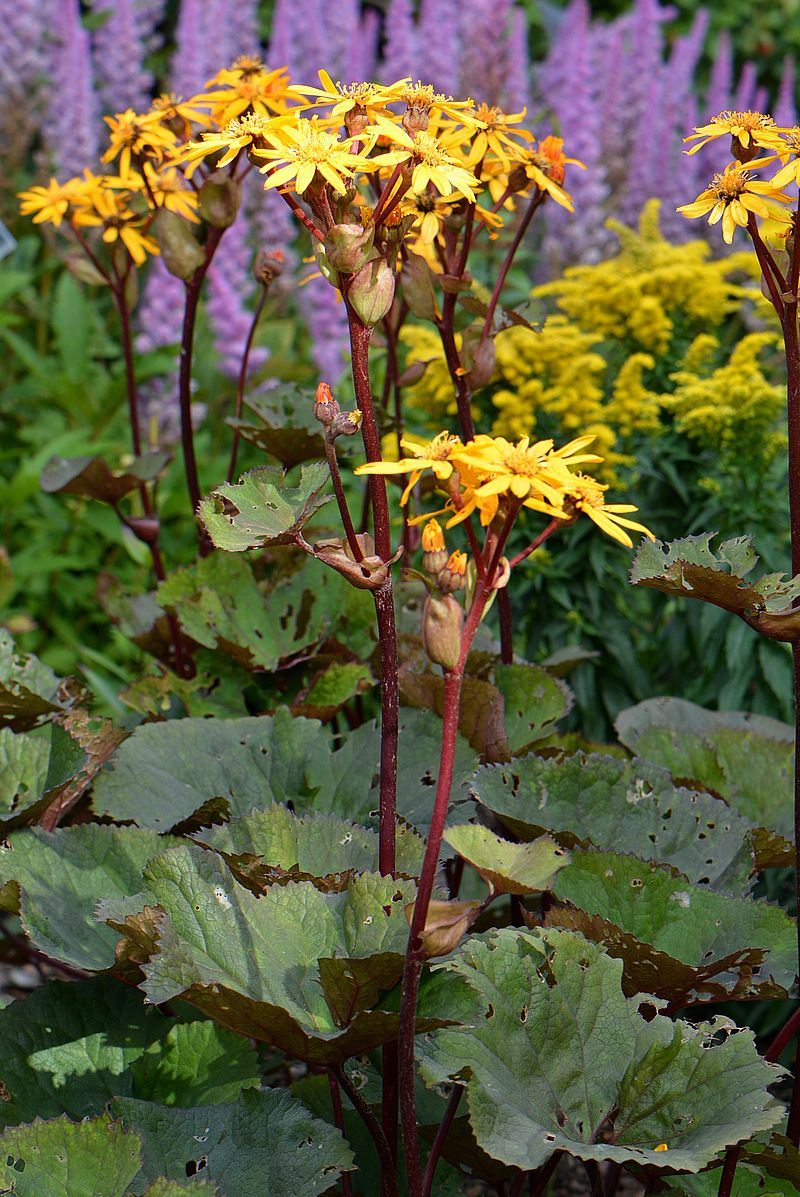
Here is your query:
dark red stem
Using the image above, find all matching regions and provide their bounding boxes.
[334,1066,400,1197]
[479,191,544,344]
[226,285,267,482]
[508,518,563,569]
[421,1085,462,1197]
[327,1071,354,1197]
[717,1146,741,1197]
[179,227,223,554]
[324,433,365,562]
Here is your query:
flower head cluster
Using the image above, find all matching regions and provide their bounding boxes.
[356,430,653,549]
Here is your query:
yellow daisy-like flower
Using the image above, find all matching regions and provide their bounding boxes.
[290,71,390,126]
[107,166,200,223]
[511,136,583,211]
[768,128,800,186]
[354,431,464,504]
[102,109,177,175]
[468,104,533,171]
[71,186,159,267]
[565,473,654,548]
[255,116,372,195]
[453,433,596,522]
[684,110,778,156]
[372,78,482,130]
[183,112,275,173]
[677,162,791,244]
[368,117,482,202]
[150,92,211,138]
[18,176,88,226]
[195,58,293,126]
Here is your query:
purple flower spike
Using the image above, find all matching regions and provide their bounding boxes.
[91,0,153,114]
[381,0,419,84]
[45,0,99,173]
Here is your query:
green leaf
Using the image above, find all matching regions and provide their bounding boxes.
[157,555,330,672]
[227,385,325,468]
[615,697,794,840]
[130,1020,259,1107]
[0,825,178,970]
[630,533,800,641]
[112,1088,353,1196]
[549,849,796,1001]
[472,752,757,893]
[0,1115,142,1197]
[0,631,64,731]
[102,845,443,1063]
[40,453,169,504]
[92,710,328,831]
[419,928,785,1171]
[668,1162,800,1197]
[137,1182,218,1197]
[198,463,332,552]
[443,826,570,895]
[0,976,258,1128]
[295,662,374,720]
[495,664,573,752]
[199,804,425,880]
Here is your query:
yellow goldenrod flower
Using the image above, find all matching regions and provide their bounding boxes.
[354,431,464,504]
[102,109,177,175]
[368,117,482,202]
[677,162,791,243]
[255,116,372,195]
[684,110,778,155]
[565,474,654,548]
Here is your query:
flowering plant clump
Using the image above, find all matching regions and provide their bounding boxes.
[3,41,798,1197]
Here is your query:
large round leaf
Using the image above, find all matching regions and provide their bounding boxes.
[472,752,757,893]
[0,825,179,970]
[419,928,784,1171]
[101,845,443,1063]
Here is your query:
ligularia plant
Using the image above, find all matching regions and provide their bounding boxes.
[4,44,797,1197]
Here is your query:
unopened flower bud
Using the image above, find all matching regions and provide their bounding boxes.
[403,104,431,135]
[437,549,467,593]
[314,381,340,426]
[198,174,242,228]
[313,533,403,590]
[324,222,375,274]
[405,897,480,958]
[154,209,205,279]
[507,163,529,194]
[254,248,285,287]
[731,135,758,165]
[347,256,395,326]
[330,409,362,437]
[422,592,463,671]
[345,106,369,138]
[421,519,448,575]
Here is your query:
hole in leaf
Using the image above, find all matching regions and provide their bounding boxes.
[186,1157,208,1177]
[485,1003,495,1019]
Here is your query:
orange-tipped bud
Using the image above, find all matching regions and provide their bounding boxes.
[421,519,445,553]
[313,381,340,426]
[438,549,467,593]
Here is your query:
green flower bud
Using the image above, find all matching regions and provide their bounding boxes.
[198,174,242,229]
[324,222,375,273]
[347,256,395,327]
[422,592,463,672]
[154,209,205,280]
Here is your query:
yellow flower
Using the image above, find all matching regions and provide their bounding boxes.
[768,128,800,187]
[565,474,654,548]
[290,71,390,126]
[102,109,177,175]
[18,176,87,226]
[468,104,533,171]
[371,79,482,130]
[511,136,583,210]
[354,431,464,504]
[255,116,372,194]
[107,166,200,222]
[184,112,275,173]
[150,92,211,138]
[71,186,159,267]
[421,519,446,553]
[368,117,482,202]
[194,58,293,125]
[654,1145,669,1153]
[677,162,791,243]
[455,433,596,507]
[684,110,778,155]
